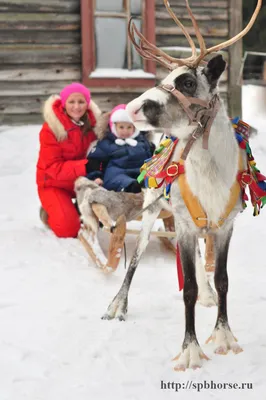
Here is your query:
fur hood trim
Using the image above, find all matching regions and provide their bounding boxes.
[94,111,155,143]
[93,111,111,140]
[42,94,102,142]
[89,99,101,121]
[94,111,142,141]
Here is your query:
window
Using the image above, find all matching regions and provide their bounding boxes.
[239,51,266,86]
[81,0,156,88]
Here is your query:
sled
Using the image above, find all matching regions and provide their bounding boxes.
[78,202,177,272]
[78,201,215,273]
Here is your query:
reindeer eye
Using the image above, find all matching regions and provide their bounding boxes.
[184,80,195,89]
[174,73,197,94]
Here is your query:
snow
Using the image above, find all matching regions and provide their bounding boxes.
[90,68,155,79]
[1,86,266,399]
[160,46,198,52]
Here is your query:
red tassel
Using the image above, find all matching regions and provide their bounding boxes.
[239,141,246,149]
[176,242,184,291]
[256,173,266,181]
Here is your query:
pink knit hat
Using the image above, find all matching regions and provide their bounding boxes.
[60,82,91,108]
[109,104,139,137]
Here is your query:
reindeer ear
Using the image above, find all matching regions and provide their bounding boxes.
[202,54,226,88]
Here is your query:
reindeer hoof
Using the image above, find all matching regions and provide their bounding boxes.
[206,325,243,355]
[215,345,228,355]
[173,343,209,371]
[101,313,112,320]
[101,312,126,321]
[102,295,128,321]
[231,343,243,354]
[174,364,186,372]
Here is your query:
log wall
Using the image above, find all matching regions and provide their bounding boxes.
[0,0,81,124]
[0,0,238,124]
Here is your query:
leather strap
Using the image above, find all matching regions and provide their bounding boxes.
[158,84,220,158]
[202,95,220,150]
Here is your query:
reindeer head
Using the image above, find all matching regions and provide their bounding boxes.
[126,0,261,138]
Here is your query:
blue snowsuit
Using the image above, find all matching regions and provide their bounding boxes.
[86,130,153,192]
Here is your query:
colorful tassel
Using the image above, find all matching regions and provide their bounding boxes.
[137,170,146,184]
[137,136,179,193]
[138,118,266,214]
[233,118,266,217]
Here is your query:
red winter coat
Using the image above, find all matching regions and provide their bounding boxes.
[36,95,99,193]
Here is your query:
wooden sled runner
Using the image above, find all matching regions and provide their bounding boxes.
[78,214,127,272]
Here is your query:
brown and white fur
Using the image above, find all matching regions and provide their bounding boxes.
[102,55,246,370]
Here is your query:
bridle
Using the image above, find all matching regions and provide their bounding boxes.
[158,84,221,160]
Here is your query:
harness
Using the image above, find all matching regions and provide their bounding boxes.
[137,108,266,292]
[138,88,266,226]
[139,138,245,229]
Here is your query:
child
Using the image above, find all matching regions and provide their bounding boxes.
[86,104,154,193]
[36,82,101,238]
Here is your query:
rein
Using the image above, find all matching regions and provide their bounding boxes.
[158,84,220,160]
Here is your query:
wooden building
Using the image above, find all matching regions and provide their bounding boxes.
[0,0,243,125]
[240,51,266,86]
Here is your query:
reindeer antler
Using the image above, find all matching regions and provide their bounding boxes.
[128,18,180,70]
[128,0,262,70]
[188,0,262,66]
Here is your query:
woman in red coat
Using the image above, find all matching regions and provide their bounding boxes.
[36,82,101,238]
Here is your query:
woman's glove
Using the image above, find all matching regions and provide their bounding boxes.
[85,158,101,174]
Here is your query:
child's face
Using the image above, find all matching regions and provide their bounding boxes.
[115,122,135,139]
[65,93,87,121]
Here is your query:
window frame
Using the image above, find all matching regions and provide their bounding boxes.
[81,0,156,88]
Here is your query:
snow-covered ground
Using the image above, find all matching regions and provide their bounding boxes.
[1,86,266,399]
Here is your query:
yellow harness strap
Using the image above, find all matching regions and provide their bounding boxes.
[177,151,244,228]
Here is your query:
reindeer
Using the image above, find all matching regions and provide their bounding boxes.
[102,0,262,370]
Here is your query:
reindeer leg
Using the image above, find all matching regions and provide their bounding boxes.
[102,204,161,321]
[206,226,243,355]
[173,234,209,371]
[196,239,217,307]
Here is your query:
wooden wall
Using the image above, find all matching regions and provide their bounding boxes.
[156,0,229,47]
[155,0,229,106]
[0,0,82,124]
[0,0,239,124]
[91,0,231,113]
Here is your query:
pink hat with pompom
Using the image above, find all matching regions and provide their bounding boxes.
[60,82,91,108]
[109,104,139,137]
